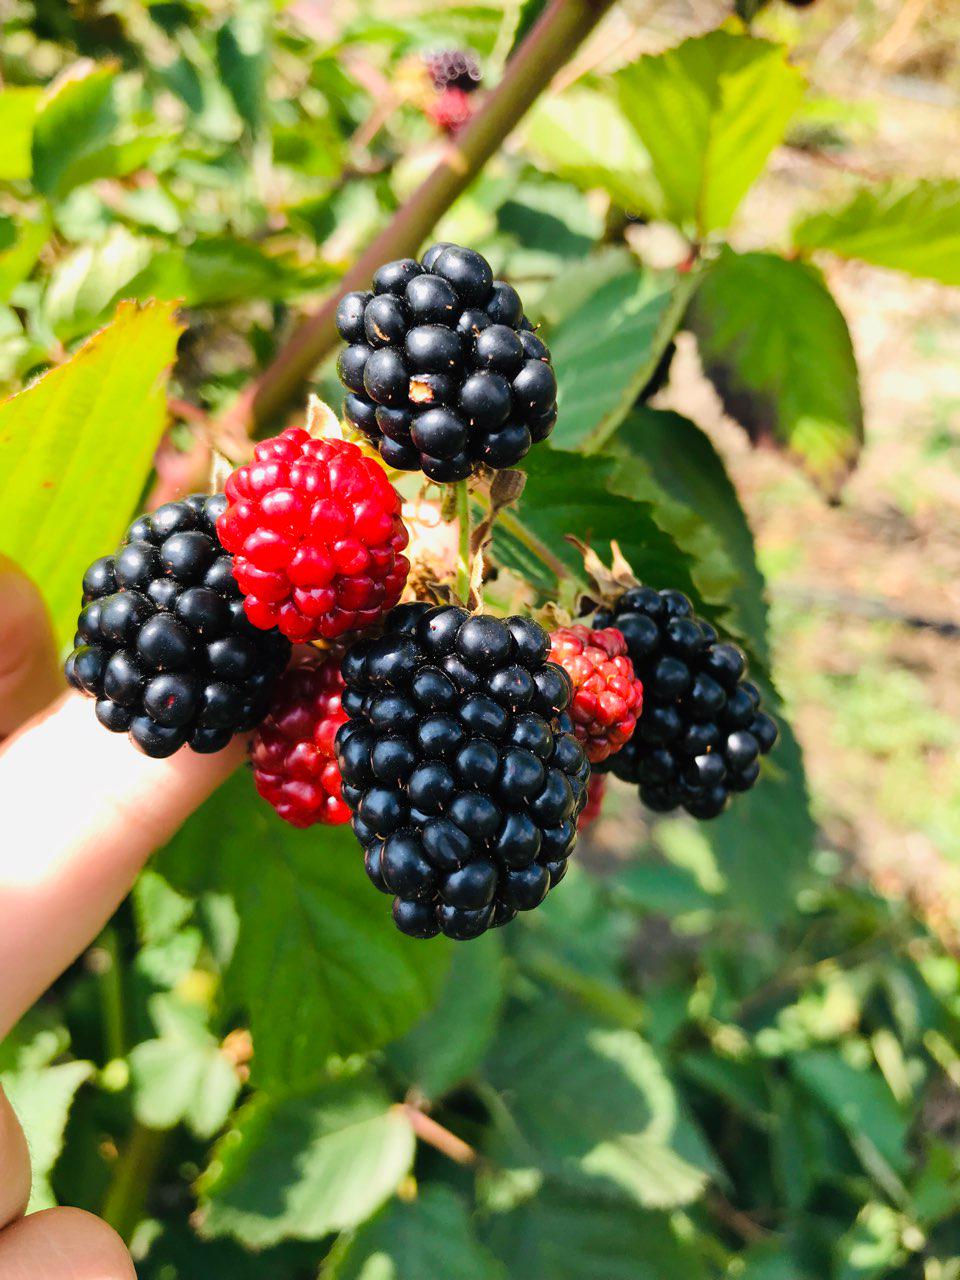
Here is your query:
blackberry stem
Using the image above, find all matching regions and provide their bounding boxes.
[401,1103,478,1166]
[455,480,472,605]
[218,0,617,437]
[100,1121,169,1243]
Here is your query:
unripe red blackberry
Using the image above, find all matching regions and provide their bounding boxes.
[549,625,643,763]
[335,603,590,940]
[424,48,482,93]
[64,494,290,758]
[593,587,779,819]
[427,86,473,135]
[251,653,351,828]
[217,427,410,643]
[336,243,558,480]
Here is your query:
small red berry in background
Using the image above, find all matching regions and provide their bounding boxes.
[549,625,644,764]
[577,772,607,831]
[428,86,473,135]
[218,427,410,642]
[251,652,350,828]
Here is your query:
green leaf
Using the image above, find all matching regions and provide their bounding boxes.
[32,64,167,200]
[0,87,41,181]
[610,408,770,665]
[790,1050,909,1177]
[326,1186,505,1280]
[521,85,663,217]
[615,30,804,234]
[157,772,450,1088]
[121,238,329,308]
[835,1202,904,1280]
[0,1023,92,1212]
[41,225,154,342]
[546,267,696,452]
[484,1181,707,1280]
[793,179,960,285]
[0,298,182,645]
[0,214,51,305]
[138,1225,319,1280]
[497,178,601,279]
[216,2,271,133]
[484,1001,710,1209]
[491,446,703,608]
[129,995,240,1139]
[688,248,863,497]
[197,1070,415,1247]
[387,931,504,1101]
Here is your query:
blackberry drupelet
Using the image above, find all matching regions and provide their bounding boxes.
[335,243,558,480]
[217,426,410,642]
[251,652,351,828]
[334,603,590,940]
[593,587,779,819]
[64,495,291,758]
[424,48,482,93]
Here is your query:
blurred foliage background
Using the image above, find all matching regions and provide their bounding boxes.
[1,0,960,1276]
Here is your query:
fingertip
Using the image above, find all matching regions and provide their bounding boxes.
[0,1087,31,1231]
[0,557,61,740]
[0,1206,136,1279]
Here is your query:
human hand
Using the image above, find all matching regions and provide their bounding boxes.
[0,559,243,1277]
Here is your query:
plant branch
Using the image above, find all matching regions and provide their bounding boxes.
[219,0,617,438]
[401,1103,478,1166]
[455,480,472,605]
[100,1122,169,1243]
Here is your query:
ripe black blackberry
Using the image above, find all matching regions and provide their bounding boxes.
[335,243,558,481]
[64,495,291,758]
[334,603,590,940]
[593,587,778,819]
[424,48,482,94]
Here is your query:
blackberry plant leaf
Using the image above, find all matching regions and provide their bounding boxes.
[0,86,41,181]
[0,298,182,645]
[546,267,696,452]
[327,1186,505,1280]
[793,179,960,285]
[688,248,863,497]
[156,772,451,1087]
[196,1069,415,1247]
[615,30,804,235]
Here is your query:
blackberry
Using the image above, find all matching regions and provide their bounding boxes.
[424,48,482,94]
[577,771,606,831]
[427,87,474,136]
[65,495,290,758]
[593,588,778,819]
[549,625,644,763]
[336,244,557,480]
[335,604,589,940]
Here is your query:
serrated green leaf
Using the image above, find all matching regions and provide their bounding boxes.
[485,1001,710,1209]
[688,248,863,497]
[387,931,504,1101]
[216,2,271,133]
[793,179,960,284]
[325,1186,505,1280]
[0,298,182,644]
[42,225,154,341]
[491,446,703,608]
[546,267,696,452]
[496,178,601,279]
[198,1070,415,1247]
[138,1221,323,1279]
[129,995,240,1139]
[615,30,804,234]
[484,1181,707,1280]
[522,85,663,217]
[0,87,42,181]
[790,1050,909,1176]
[133,869,195,947]
[610,408,770,665]
[157,773,450,1088]
[1,1025,92,1212]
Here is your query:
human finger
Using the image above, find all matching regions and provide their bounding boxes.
[0,558,61,740]
[0,1207,135,1280]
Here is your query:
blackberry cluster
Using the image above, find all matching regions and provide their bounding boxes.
[336,243,558,480]
[593,587,778,819]
[334,603,590,940]
[424,48,482,93]
[251,653,350,828]
[65,495,290,758]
